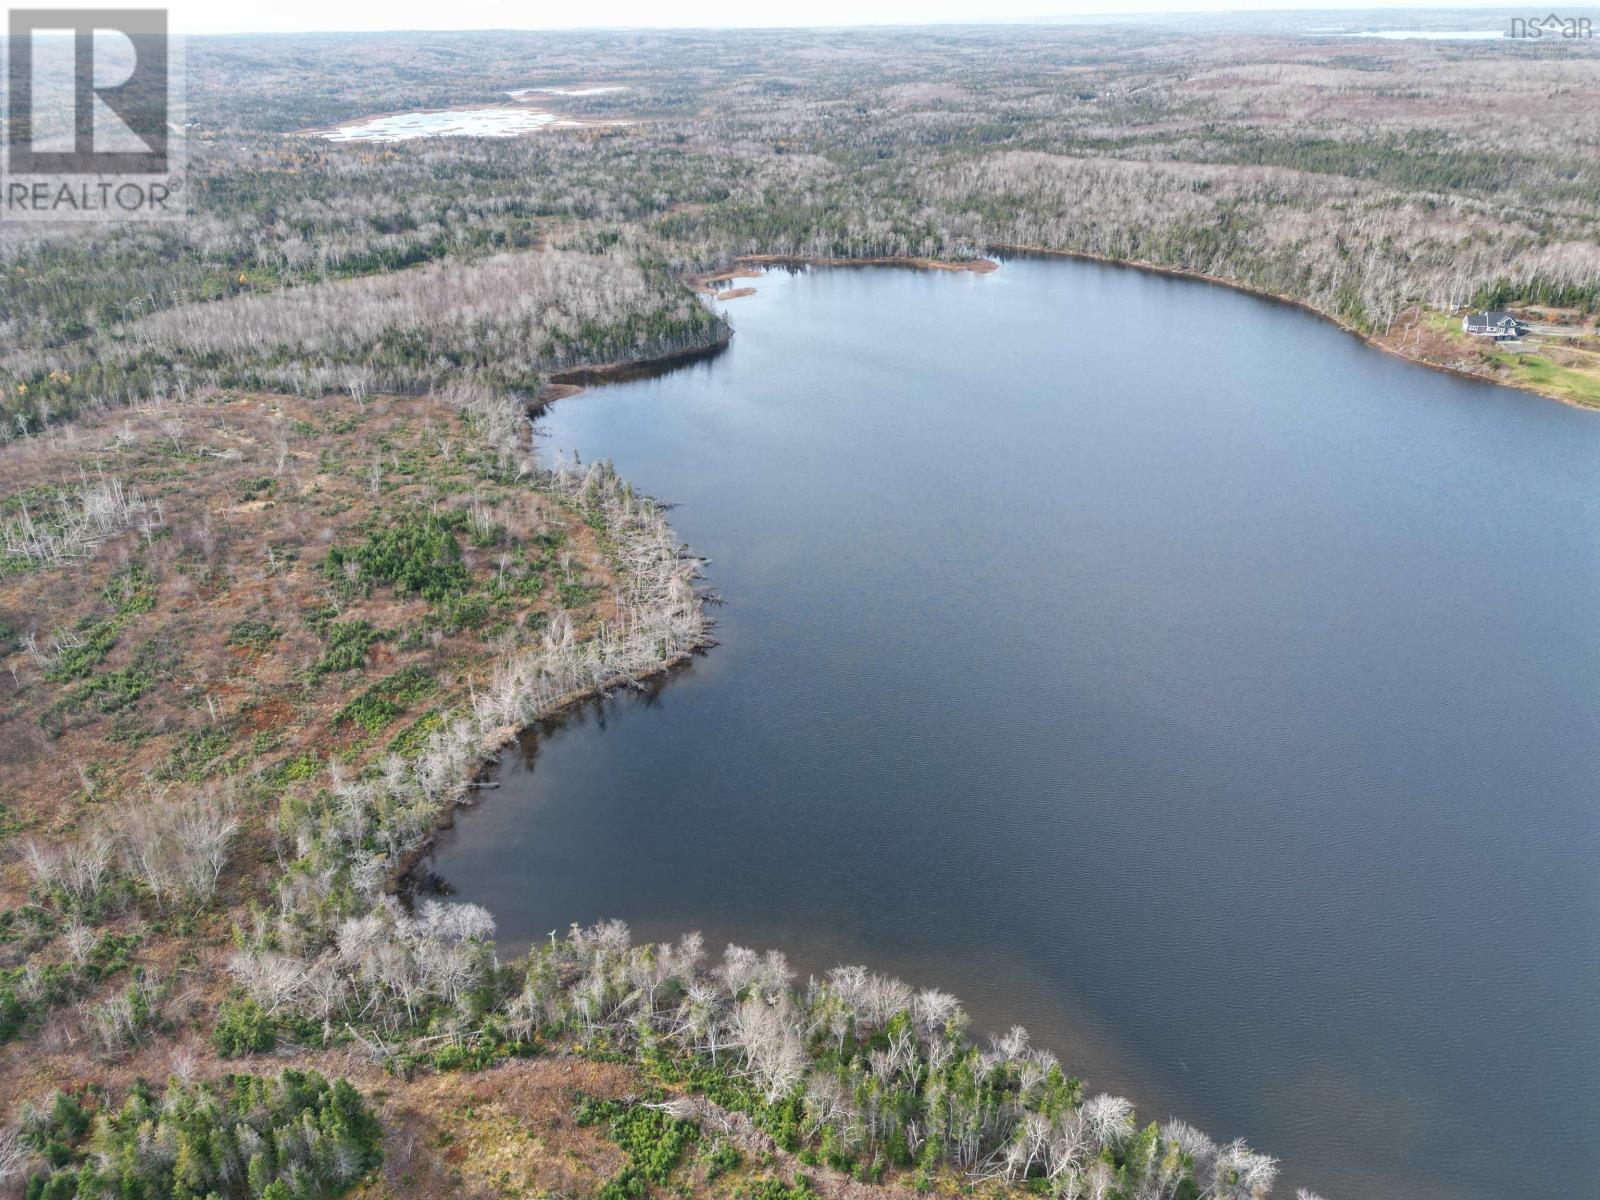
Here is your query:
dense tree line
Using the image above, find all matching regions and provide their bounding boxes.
[4,245,727,417]
[10,1071,381,1200]
[123,247,728,397]
[3,24,1598,431]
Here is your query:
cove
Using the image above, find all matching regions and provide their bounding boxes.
[426,257,1600,1200]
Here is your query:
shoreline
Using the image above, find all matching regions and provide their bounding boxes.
[700,245,1592,413]
[385,257,1425,1196]
[734,252,997,275]
[496,242,1590,890]
[986,243,1597,412]
[390,647,704,896]
[688,255,994,302]
[558,248,1586,419]
[540,329,733,399]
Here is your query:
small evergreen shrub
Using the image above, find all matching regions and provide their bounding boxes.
[324,510,471,603]
[21,1070,381,1200]
[309,619,380,677]
[212,996,277,1057]
[575,1094,699,1200]
[332,665,434,733]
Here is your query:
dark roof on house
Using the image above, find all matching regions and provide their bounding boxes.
[1465,310,1523,328]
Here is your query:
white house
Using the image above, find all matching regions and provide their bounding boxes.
[1463,310,1528,339]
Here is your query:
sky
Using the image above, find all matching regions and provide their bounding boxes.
[91,0,1528,37]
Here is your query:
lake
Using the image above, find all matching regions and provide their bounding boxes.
[320,101,630,142]
[427,257,1600,1200]
[1343,30,1507,40]
[321,108,565,142]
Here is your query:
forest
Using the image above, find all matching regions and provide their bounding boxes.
[4,21,1600,430]
[0,15,1595,1200]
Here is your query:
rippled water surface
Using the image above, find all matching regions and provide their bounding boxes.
[429,258,1600,1200]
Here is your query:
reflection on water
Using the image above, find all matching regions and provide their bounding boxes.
[429,257,1600,1200]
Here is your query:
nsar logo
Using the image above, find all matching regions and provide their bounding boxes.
[1509,12,1594,38]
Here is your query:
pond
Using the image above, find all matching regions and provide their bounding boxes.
[320,107,566,141]
[427,256,1600,1200]
[1341,29,1508,40]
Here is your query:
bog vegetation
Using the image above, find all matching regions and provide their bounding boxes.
[0,15,1585,1200]
[0,385,705,1196]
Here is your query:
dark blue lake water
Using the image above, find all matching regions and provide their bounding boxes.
[429,257,1600,1200]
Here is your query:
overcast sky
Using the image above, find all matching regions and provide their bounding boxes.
[118,1,1525,36]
